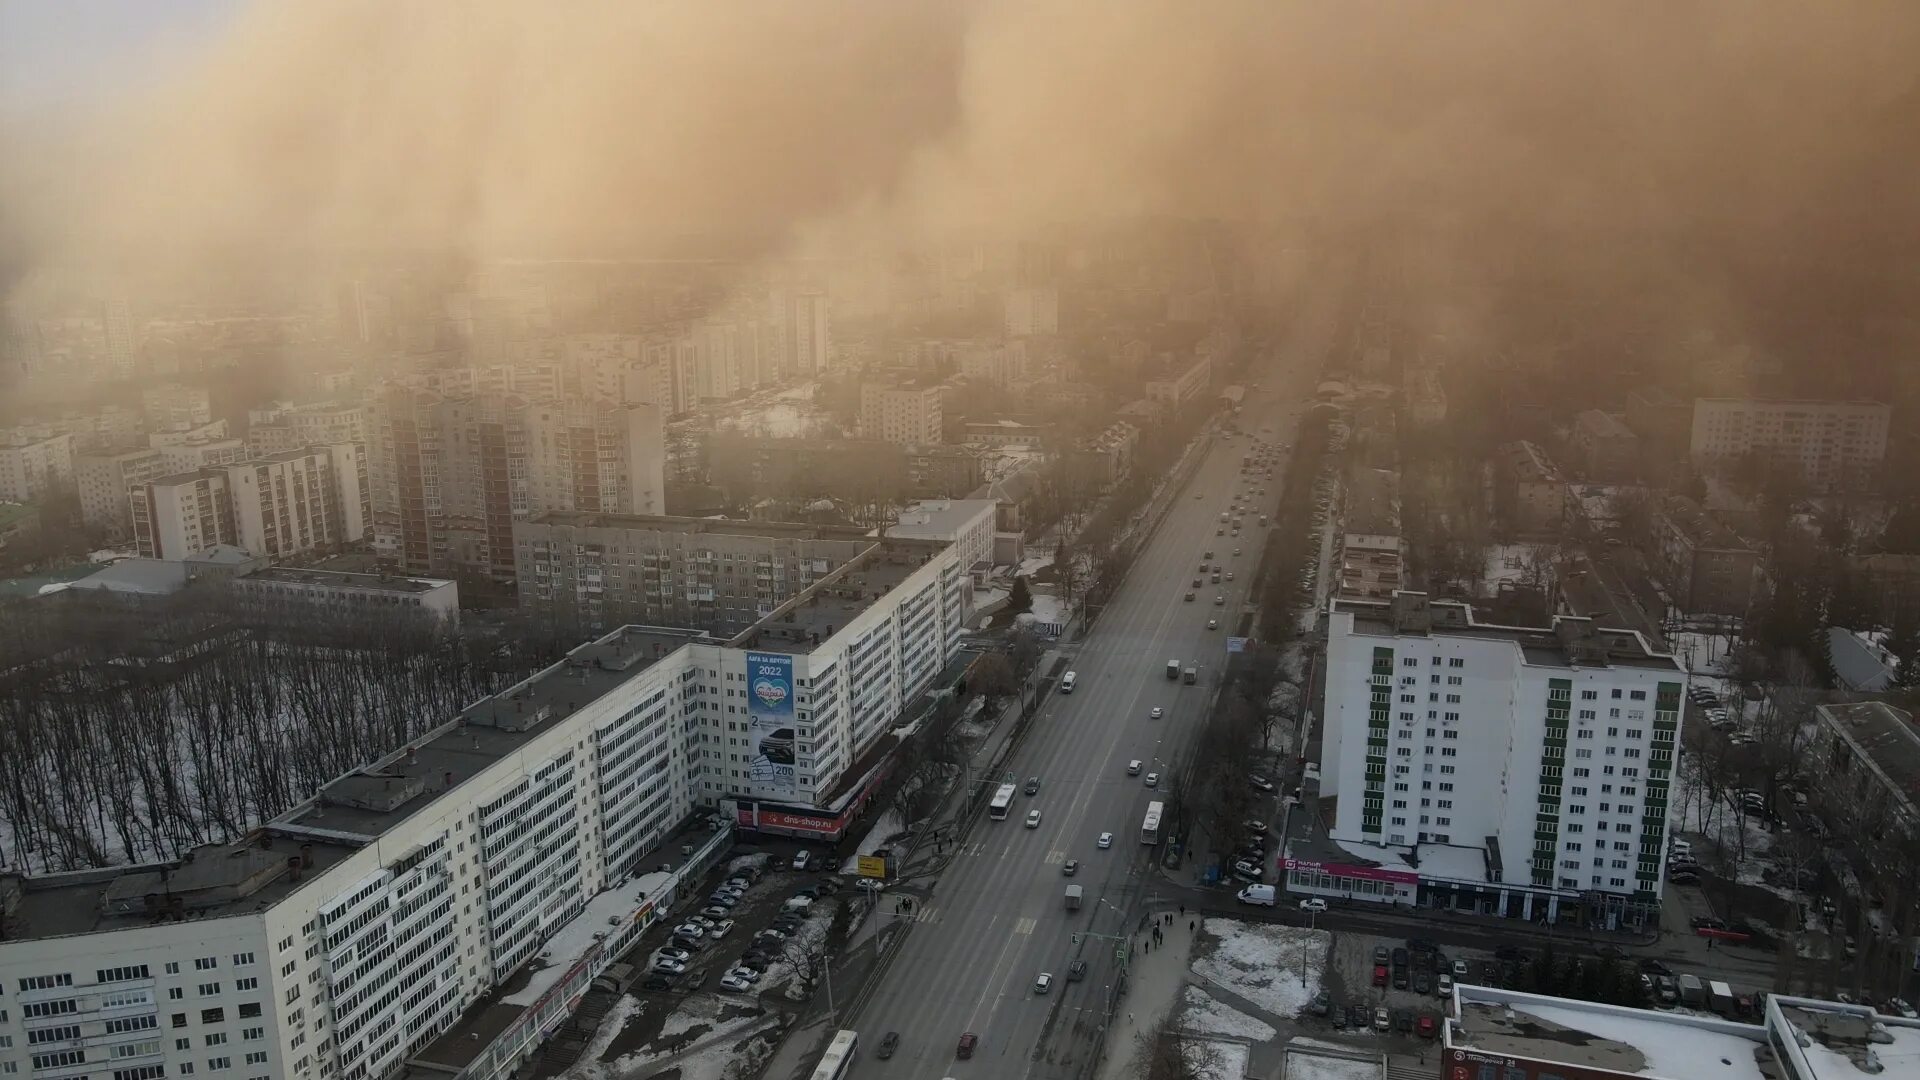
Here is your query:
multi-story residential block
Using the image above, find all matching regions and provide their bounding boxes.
[366,388,666,579]
[1623,385,1692,464]
[1335,467,1404,602]
[1690,397,1890,491]
[131,446,367,560]
[140,382,214,433]
[1307,591,1684,927]
[1651,495,1757,616]
[0,432,75,502]
[2,406,143,454]
[0,531,968,1080]
[75,446,167,532]
[1058,421,1139,493]
[1492,441,1567,535]
[706,435,982,504]
[1567,409,1640,481]
[860,381,945,445]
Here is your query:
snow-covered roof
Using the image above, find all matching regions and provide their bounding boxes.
[499,870,670,1007]
[1451,986,1769,1079]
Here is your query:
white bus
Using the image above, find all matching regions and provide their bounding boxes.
[988,783,1018,820]
[809,1029,859,1080]
[1141,801,1164,845]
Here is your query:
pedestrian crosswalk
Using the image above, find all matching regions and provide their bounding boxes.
[1044,849,1067,865]
[913,904,941,924]
[1014,916,1037,935]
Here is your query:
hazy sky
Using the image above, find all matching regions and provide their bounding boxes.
[0,0,242,110]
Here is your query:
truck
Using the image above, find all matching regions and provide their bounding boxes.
[1183,666,1197,685]
[1166,659,1180,680]
[1065,885,1083,911]
[1709,980,1735,1016]
[1678,973,1705,1007]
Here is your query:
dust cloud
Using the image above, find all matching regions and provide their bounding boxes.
[5,0,1919,361]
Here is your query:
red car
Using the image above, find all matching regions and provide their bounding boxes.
[1372,965,1389,987]
[1417,1014,1438,1039]
[957,1032,978,1059]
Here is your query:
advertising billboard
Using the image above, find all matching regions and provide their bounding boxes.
[857,855,888,879]
[1282,856,1420,886]
[746,652,798,793]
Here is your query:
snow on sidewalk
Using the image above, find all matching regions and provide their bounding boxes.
[1178,984,1276,1041]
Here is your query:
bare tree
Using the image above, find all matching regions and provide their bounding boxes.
[1129,1017,1227,1080]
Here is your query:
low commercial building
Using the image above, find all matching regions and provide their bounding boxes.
[1336,467,1404,601]
[1652,495,1757,616]
[1309,591,1684,927]
[1144,350,1212,406]
[0,518,969,1080]
[886,498,998,573]
[231,566,459,624]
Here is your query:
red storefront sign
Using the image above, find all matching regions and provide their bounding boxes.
[736,806,847,838]
[1283,856,1420,886]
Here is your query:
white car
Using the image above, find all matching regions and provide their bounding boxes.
[653,947,692,964]
[718,973,754,993]
[1298,897,1327,913]
[1097,832,1114,849]
[651,958,688,976]
[1149,706,1163,719]
[1034,972,1054,995]
[707,919,735,939]
[855,878,886,892]
[1144,772,1159,788]
[1127,759,1142,775]
[1026,809,1042,828]
[1206,619,1218,629]
[727,966,762,983]
[672,924,705,940]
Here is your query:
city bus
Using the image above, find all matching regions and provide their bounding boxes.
[988,783,1018,820]
[1141,800,1164,845]
[809,1029,859,1080]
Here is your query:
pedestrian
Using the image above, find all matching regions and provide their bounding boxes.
[1190,920,1195,932]
[1128,1011,1135,1025]
[1179,904,1185,916]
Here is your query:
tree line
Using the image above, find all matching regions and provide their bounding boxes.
[0,589,572,873]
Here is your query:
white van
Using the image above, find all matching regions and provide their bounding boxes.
[1237,884,1277,906]
[1060,671,1077,693]
[791,850,812,871]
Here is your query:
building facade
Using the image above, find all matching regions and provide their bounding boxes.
[1567,410,1640,482]
[1690,398,1890,491]
[75,447,168,533]
[1144,352,1212,406]
[140,382,214,433]
[1311,592,1683,926]
[131,446,367,560]
[231,566,459,624]
[365,388,666,579]
[1651,495,1757,616]
[1492,441,1567,535]
[0,433,74,502]
[859,382,945,445]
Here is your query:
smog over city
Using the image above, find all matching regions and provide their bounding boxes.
[2,5,1918,1079]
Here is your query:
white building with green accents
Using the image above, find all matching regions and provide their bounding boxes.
[1312,591,1684,929]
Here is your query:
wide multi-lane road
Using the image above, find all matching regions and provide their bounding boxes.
[848,303,1340,1080]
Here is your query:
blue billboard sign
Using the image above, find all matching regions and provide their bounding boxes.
[746,652,797,792]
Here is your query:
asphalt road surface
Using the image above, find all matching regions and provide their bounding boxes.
[846,316,1337,1079]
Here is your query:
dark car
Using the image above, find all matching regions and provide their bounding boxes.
[1690,916,1726,931]
[1392,968,1409,990]
[1640,958,1673,976]
[641,976,673,992]
[957,1032,978,1059]
[1394,1009,1414,1034]
[1408,937,1437,955]
[1392,947,1409,969]
[1331,1004,1349,1029]
[1348,1003,1370,1028]
[1309,990,1331,1016]
[1413,971,1431,995]
[1068,960,1088,982]
[878,1032,900,1060]
[1493,946,1529,962]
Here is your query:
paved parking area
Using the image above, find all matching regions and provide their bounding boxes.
[1313,929,1490,1046]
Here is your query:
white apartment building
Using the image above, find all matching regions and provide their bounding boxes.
[859,382,944,445]
[132,446,367,560]
[886,499,998,572]
[0,530,967,1080]
[75,447,167,532]
[1690,397,1890,491]
[1306,592,1684,928]
[0,433,75,502]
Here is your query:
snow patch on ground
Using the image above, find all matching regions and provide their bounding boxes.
[1283,1046,1380,1080]
[839,809,905,873]
[1191,918,1329,1018]
[570,1002,780,1080]
[1483,543,1551,589]
[1179,985,1277,1041]
[1025,591,1069,626]
[1185,1038,1251,1080]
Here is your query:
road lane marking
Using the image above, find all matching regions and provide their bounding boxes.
[1015,916,1037,935]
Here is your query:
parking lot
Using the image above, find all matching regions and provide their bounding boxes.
[1310,930,1511,1045]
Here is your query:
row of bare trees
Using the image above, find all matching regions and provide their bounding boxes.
[0,590,566,873]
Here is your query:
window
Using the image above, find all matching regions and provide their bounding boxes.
[1449,658,1464,668]
[234,978,257,991]
[17,974,73,992]
[201,1008,225,1024]
[194,958,217,971]
[209,1057,231,1071]
[230,953,254,967]
[206,1033,227,1047]
[197,983,220,997]
[237,1004,262,1020]
[96,965,152,984]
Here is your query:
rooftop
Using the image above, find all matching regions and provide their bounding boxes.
[732,539,945,655]
[529,511,875,544]
[1815,702,1920,816]
[1499,440,1564,483]
[1660,495,1747,551]
[1574,409,1638,440]
[885,499,997,542]
[1450,986,1770,1079]
[1695,397,1890,411]
[1773,997,1920,1079]
[1345,467,1401,536]
[65,558,193,596]
[239,566,451,593]
[1334,592,1681,672]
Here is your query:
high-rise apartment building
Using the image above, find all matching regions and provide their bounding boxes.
[0,531,968,1080]
[75,446,167,533]
[1307,592,1683,927]
[1003,286,1059,337]
[131,445,367,560]
[859,381,944,445]
[0,433,74,502]
[141,382,214,434]
[366,389,665,579]
[784,289,831,377]
[1689,397,1890,491]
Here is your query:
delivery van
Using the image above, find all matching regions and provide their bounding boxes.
[1237,884,1277,907]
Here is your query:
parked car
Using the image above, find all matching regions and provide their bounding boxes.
[707,919,735,939]
[1309,990,1331,1017]
[718,973,753,993]
[651,958,688,976]
[1373,1007,1391,1033]
[1372,965,1389,987]
[1417,1013,1438,1039]
[701,905,732,919]
[1438,974,1454,997]
[641,976,674,992]
[1299,898,1328,913]
[654,947,692,964]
